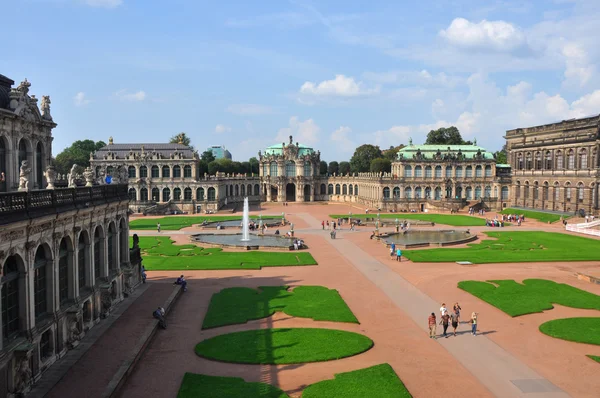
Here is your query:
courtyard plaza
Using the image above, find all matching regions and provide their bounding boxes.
[89,202,598,398]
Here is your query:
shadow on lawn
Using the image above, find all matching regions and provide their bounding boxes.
[138,273,306,395]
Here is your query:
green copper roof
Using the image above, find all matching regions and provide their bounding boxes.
[264,142,315,156]
[397,144,494,160]
[496,164,511,168]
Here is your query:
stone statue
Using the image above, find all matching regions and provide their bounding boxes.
[14,356,32,394]
[117,166,128,183]
[67,164,78,188]
[96,168,106,185]
[409,137,413,146]
[41,95,52,120]
[132,234,139,249]
[45,165,57,189]
[18,160,31,191]
[289,135,293,145]
[83,167,94,187]
[68,319,82,347]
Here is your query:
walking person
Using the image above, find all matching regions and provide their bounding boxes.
[440,303,448,317]
[321,220,325,230]
[157,222,161,233]
[440,312,450,337]
[428,312,437,339]
[390,243,396,260]
[396,248,402,262]
[450,311,459,336]
[453,302,462,322]
[469,312,478,336]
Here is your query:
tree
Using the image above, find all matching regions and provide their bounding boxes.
[424,126,470,146]
[494,144,508,164]
[248,157,259,176]
[198,160,208,176]
[350,144,382,172]
[319,161,328,175]
[54,139,106,174]
[328,161,339,175]
[170,132,193,148]
[382,145,406,161]
[201,150,216,163]
[339,161,351,175]
[370,158,392,173]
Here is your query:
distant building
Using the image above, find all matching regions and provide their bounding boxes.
[207,145,232,160]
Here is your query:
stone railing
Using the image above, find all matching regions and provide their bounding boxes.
[0,184,129,225]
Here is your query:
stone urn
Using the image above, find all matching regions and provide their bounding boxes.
[45,165,57,189]
[83,167,94,187]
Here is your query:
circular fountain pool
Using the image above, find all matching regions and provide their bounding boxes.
[192,233,296,249]
[200,218,282,229]
[382,230,476,248]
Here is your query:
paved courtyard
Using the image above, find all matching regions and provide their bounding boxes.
[118,203,600,397]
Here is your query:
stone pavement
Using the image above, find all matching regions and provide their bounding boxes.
[297,212,571,398]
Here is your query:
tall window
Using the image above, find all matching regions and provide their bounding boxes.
[174,187,182,201]
[184,165,192,178]
[524,184,530,199]
[566,184,571,200]
[415,187,422,199]
[270,162,278,177]
[78,233,87,292]
[404,165,412,177]
[475,166,482,177]
[151,188,160,202]
[556,151,563,169]
[342,184,347,195]
[184,187,192,201]
[383,187,390,199]
[2,255,20,341]
[515,182,520,199]
[285,161,296,177]
[140,166,148,178]
[517,153,523,170]
[263,164,268,176]
[415,166,422,177]
[34,247,48,319]
[405,187,412,199]
[580,149,588,169]
[128,166,136,178]
[354,185,358,195]
[128,188,137,201]
[36,143,43,189]
[349,185,354,195]
[501,186,509,200]
[578,183,585,200]
[94,228,102,279]
[196,188,205,200]
[173,165,181,178]
[18,139,27,169]
[567,150,575,169]
[543,183,549,200]
[475,186,482,199]
[484,186,491,198]
[328,184,333,194]
[0,138,7,192]
[526,153,532,169]
[151,166,159,178]
[162,166,170,178]
[304,163,311,177]
[533,183,539,200]
[545,152,552,169]
[485,165,492,177]
[425,166,432,178]
[140,188,148,202]
[162,188,171,202]
[107,225,115,271]
[465,166,472,178]
[207,187,216,201]
[445,166,452,178]
[554,184,560,201]
[455,166,463,178]
[435,166,442,178]
[59,239,69,304]
[335,184,340,195]
[535,152,542,169]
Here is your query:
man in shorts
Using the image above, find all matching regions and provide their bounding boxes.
[450,311,459,336]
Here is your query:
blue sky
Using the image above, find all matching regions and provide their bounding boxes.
[3,0,600,162]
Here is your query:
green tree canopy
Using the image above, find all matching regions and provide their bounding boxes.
[54,139,106,174]
[319,161,328,175]
[382,145,405,161]
[201,150,216,163]
[328,161,339,175]
[370,158,392,173]
[424,126,472,146]
[494,144,508,164]
[248,157,259,175]
[350,144,382,172]
[339,161,351,175]
[170,132,193,148]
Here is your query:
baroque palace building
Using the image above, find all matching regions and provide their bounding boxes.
[0,74,139,397]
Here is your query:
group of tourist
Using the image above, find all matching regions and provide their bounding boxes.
[428,303,478,339]
[389,242,402,262]
[485,219,505,227]
[502,214,524,222]
[468,208,485,216]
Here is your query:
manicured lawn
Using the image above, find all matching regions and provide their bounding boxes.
[539,317,600,346]
[500,208,568,223]
[458,279,600,317]
[134,236,316,270]
[330,213,484,226]
[130,215,279,230]
[588,355,600,363]
[303,364,412,398]
[403,231,600,264]
[177,373,288,398]
[195,328,373,364]
[202,286,358,329]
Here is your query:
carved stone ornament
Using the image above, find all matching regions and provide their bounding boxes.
[13,349,33,395]
[41,95,52,121]
[1,230,24,241]
[83,167,94,187]
[45,165,57,189]
[18,160,31,192]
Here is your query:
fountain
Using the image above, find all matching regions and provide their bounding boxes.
[241,197,250,241]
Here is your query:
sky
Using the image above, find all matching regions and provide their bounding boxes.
[3,0,600,163]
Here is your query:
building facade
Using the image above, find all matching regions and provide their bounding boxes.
[0,75,140,397]
[207,145,232,160]
[506,115,600,214]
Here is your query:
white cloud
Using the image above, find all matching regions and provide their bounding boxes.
[562,42,595,88]
[114,89,146,101]
[227,104,273,115]
[570,90,600,118]
[330,126,355,153]
[300,74,380,97]
[439,18,527,52]
[215,124,231,134]
[275,117,320,145]
[363,70,463,88]
[73,92,90,106]
[82,0,123,8]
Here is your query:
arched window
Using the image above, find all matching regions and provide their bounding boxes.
[173,165,181,178]
[335,184,341,195]
[184,187,192,201]
[151,188,160,202]
[286,161,296,177]
[455,166,463,178]
[119,219,127,269]
[383,187,390,199]
[328,184,333,194]
[567,150,575,169]
[174,188,182,201]
[78,232,88,292]
[304,163,311,177]
[151,165,159,178]
[404,165,412,177]
[484,165,492,177]
[554,183,560,201]
[140,166,148,178]
[354,185,358,195]
[501,186,509,200]
[107,166,114,176]
[184,165,192,178]
[36,142,43,189]
[405,187,412,199]
[517,153,523,170]
[59,238,70,305]
[241,184,246,196]
[465,166,472,178]
[320,184,326,195]
[434,187,441,200]
[545,151,552,169]
[425,166,432,178]
[435,166,442,178]
[254,184,259,196]
[263,163,268,176]
[415,166,422,178]
[475,186,482,199]
[207,187,216,201]
[247,184,252,196]
[162,187,171,202]
[579,149,588,169]
[393,187,400,198]
[196,187,205,200]
[466,186,473,199]
[475,165,482,177]
[415,187,422,199]
[565,183,571,200]
[424,187,431,199]
[445,166,452,178]
[128,166,136,179]
[556,151,563,169]
[0,137,7,192]
[128,188,137,201]
[94,227,104,279]
[270,162,278,177]
[140,188,148,202]
[107,224,116,271]
[524,183,530,199]
[162,166,170,178]
[2,255,21,341]
[342,184,348,195]
[34,246,49,319]
[515,182,521,199]
[526,153,532,169]
[18,139,27,169]
[349,185,354,195]
[543,182,549,200]
[578,183,585,200]
[535,152,542,169]
[484,186,491,198]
